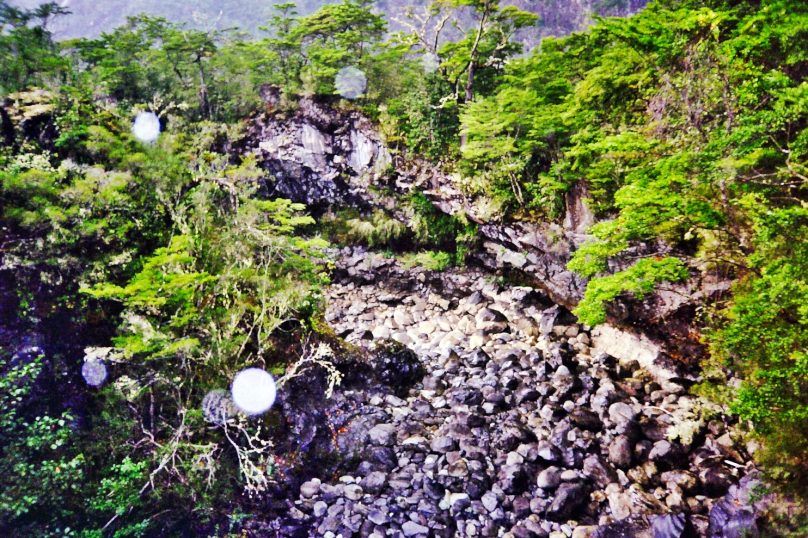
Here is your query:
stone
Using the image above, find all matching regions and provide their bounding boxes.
[313,500,328,518]
[570,409,603,431]
[608,402,637,426]
[368,423,396,446]
[608,434,634,469]
[361,471,388,494]
[481,491,499,512]
[651,513,693,538]
[402,520,430,537]
[536,466,562,490]
[583,454,618,488]
[344,484,363,500]
[536,441,562,464]
[497,464,529,494]
[430,436,456,453]
[368,509,389,525]
[605,483,633,521]
[546,482,588,521]
[300,478,321,498]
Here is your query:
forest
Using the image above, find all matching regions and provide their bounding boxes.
[0,0,806,536]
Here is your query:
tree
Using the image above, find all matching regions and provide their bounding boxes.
[0,1,70,93]
[291,0,386,95]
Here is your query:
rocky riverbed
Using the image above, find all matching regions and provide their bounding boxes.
[251,247,763,538]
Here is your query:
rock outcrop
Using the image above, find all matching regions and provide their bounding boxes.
[240,93,392,210]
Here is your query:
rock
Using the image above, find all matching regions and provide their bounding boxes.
[345,484,365,501]
[481,491,499,512]
[649,440,682,465]
[430,436,456,453]
[300,478,321,498]
[570,409,603,431]
[583,454,618,488]
[370,340,425,396]
[660,470,697,493]
[368,509,389,525]
[605,483,633,521]
[497,464,529,495]
[515,386,541,405]
[402,520,430,537]
[609,402,637,426]
[546,482,588,521]
[651,513,694,538]
[608,435,634,469]
[368,423,396,446]
[536,441,562,464]
[536,467,562,490]
[449,492,471,512]
[698,463,735,497]
[476,308,508,323]
[313,500,328,518]
[361,471,387,494]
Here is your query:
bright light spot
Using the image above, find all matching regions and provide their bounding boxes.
[335,66,367,100]
[422,52,441,74]
[132,111,161,143]
[202,389,237,425]
[82,359,108,387]
[231,368,277,416]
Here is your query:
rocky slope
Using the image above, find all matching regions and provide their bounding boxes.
[231,94,769,537]
[249,248,762,537]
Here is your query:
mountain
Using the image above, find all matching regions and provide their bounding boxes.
[11,0,648,42]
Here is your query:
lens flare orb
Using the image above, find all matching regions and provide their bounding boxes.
[421,52,441,74]
[335,66,367,100]
[132,111,161,143]
[231,368,277,416]
[81,359,108,387]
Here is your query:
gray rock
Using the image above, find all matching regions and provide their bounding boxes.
[368,509,389,525]
[344,484,363,500]
[536,466,562,490]
[313,500,328,518]
[402,520,430,537]
[481,491,499,512]
[583,454,618,488]
[608,434,634,469]
[546,482,589,521]
[368,423,396,446]
[609,402,637,425]
[361,471,388,494]
[300,478,321,498]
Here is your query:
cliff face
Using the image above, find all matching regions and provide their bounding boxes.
[239,96,719,379]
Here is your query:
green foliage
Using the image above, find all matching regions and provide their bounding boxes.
[400,250,454,271]
[710,201,808,489]
[573,256,689,326]
[410,191,478,262]
[0,1,70,93]
[0,355,86,533]
[345,210,409,247]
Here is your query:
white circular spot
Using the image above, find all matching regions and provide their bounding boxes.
[132,111,161,143]
[202,389,237,425]
[335,66,367,100]
[82,359,108,387]
[421,52,441,74]
[231,368,277,416]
